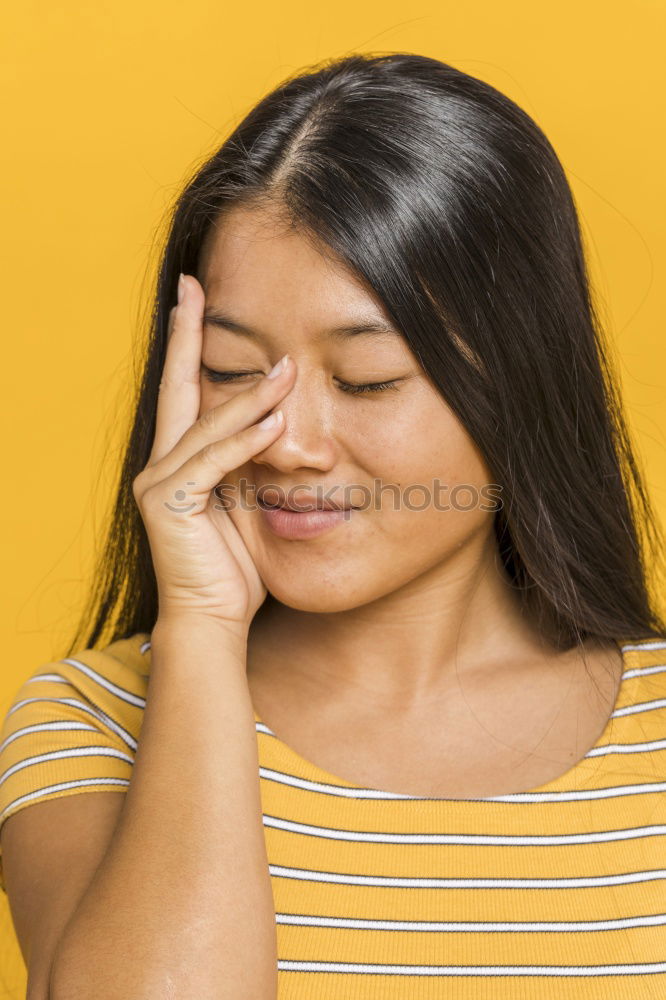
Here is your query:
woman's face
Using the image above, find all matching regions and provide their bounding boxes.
[196,204,496,613]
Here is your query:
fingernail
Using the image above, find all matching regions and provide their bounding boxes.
[177,273,186,304]
[258,410,283,429]
[267,354,289,379]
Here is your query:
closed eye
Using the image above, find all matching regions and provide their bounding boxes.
[335,378,401,395]
[201,365,403,396]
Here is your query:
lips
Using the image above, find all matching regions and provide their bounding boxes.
[257,491,352,512]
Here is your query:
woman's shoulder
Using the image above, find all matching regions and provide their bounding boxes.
[617,633,666,705]
[1,630,153,730]
[39,630,155,707]
[92,630,153,681]
[618,633,666,661]
[0,631,154,892]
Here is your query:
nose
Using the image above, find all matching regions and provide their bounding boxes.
[252,366,339,473]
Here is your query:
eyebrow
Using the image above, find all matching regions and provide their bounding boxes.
[202,308,399,341]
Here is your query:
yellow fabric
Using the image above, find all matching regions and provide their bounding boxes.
[1,632,665,998]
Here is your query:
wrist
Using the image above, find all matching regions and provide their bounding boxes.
[151,615,249,658]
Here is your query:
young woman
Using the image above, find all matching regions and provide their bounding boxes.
[1,52,665,999]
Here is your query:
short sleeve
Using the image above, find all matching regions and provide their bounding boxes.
[0,632,152,894]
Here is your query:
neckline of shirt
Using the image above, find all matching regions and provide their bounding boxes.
[251,636,646,804]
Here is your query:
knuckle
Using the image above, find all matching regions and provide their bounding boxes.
[199,406,218,432]
[140,482,164,513]
[132,470,163,511]
[200,440,220,467]
[159,359,200,392]
[132,472,146,501]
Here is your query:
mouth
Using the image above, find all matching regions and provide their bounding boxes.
[257,497,353,513]
[257,491,357,540]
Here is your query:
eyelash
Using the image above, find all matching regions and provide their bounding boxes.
[200,366,402,396]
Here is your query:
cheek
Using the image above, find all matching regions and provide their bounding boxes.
[422,394,491,482]
[361,405,494,549]
[428,426,491,489]
[356,400,490,490]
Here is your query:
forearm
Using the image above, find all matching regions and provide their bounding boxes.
[49,618,277,1000]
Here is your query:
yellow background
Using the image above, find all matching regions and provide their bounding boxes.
[1,0,664,993]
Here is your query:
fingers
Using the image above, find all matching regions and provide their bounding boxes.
[138,408,287,512]
[144,348,295,491]
[149,274,204,467]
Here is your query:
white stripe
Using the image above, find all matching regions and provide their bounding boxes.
[268,864,666,889]
[54,658,146,708]
[0,777,130,826]
[0,721,101,754]
[587,737,666,756]
[30,672,77,682]
[275,910,666,932]
[0,746,133,787]
[621,640,666,652]
[9,694,138,752]
[613,697,666,717]
[625,663,666,678]
[464,781,666,804]
[276,958,666,976]
[262,814,666,845]
[259,765,421,799]
[258,766,666,803]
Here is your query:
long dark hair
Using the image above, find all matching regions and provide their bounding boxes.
[63,51,665,658]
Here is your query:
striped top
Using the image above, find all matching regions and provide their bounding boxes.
[1,632,666,998]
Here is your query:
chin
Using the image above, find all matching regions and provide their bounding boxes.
[261,574,383,615]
